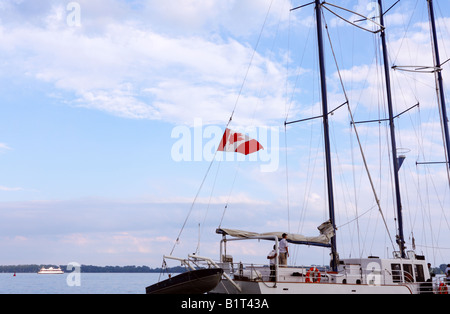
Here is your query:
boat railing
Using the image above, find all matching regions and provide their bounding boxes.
[199,257,449,294]
[163,255,198,271]
[432,276,449,295]
[338,267,447,294]
[163,254,243,292]
[413,276,450,295]
[219,261,333,284]
[188,255,243,292]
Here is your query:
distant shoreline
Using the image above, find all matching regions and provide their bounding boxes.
[2,264,446,275]
[0,265,186,274]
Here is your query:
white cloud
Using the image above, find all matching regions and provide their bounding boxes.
[0,0,449,267]
[0,143,11,151]
[0,198,286,265]
[0,186,22,192]
[141,0,293,37]
[0,0,294,127]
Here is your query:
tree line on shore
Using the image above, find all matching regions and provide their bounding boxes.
[1,264,447,275]
[0,265,187,274]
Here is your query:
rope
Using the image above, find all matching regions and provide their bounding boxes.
[428,3,450,188]
[169,151,219,256]
[196,161,222,255]
[229,0,275,124]
[218,161,241,228]
[168,0,278,258]
[284,124,291,234]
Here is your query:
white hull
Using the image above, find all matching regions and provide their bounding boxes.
[207,256,441,295]
[211,279,414,294]
[165,250,445,295]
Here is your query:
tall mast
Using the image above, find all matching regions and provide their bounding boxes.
[427,0,450,174]
[378,0,406,258]
[315,0,338,271]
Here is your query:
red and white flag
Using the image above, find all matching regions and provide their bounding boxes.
[218,129,264,156]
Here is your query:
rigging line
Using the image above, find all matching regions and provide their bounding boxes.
[169,149,220,256]
[426,164,450,233]
[420,165,432,257]
[392,71,421,106]
[374,30,399,239]
[401,159,417,253]
[321,1,384,34]
[412,120,427,233]
[321,9,361,243]
[433,73,450,184]
[415,244,450,251]
[218,161,241,228]
[321,12,397,252]
[330,123,359,255]
[394,69,438,89]
[350,111,362,257]
[427,171,450,259]
[382,0,401,17]
[291,1,315,12]
[373,27,387,258]
[428,7,450,187]
[294,20,320,240]
[220,2,287,229]
[319,16,359,253]
[322,10,347,102]
[392,0,420,66]
[392,65,441,74]
[285,10,315,122]
[220,1,287,229]
[435,1,450,66]
[285,10,292,121]
[284,125,291,234]
[196,160,222,255]
[252,1,287,124]
[425,166,439,259]
[229,0,275,124]
[295,116,322,237]
[354,0,401,24]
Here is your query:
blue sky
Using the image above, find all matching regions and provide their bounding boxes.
[1,0,450,268]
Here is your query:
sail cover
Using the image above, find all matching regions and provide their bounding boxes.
[217,221,334,247]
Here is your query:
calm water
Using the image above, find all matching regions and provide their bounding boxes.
[0,273,166,294]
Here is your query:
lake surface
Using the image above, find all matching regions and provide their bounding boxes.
[2,273,447,294]
[0,273,166,294]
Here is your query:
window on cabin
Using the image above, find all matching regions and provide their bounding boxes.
[404,264,414,282]
[415,264,425,283]
[391,264,402,283]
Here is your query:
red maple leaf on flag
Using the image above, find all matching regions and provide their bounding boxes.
[218,129,264,156]
[229,133,244,145]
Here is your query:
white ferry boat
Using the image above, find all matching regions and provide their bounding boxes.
[37,267,64,275]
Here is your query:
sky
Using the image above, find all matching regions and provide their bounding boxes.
[0,0,450,269]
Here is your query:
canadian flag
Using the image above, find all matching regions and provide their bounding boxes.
[218,129,264,156]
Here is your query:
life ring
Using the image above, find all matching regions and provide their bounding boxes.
[306,267,321,283]
[439,283,448,295]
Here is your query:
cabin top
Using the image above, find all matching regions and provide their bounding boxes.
[339,252,431,284]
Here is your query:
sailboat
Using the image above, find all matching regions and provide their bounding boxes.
[147,0,450,295]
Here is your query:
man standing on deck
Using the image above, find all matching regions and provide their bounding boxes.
[267,245,278,282]
[279,233,289,267]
